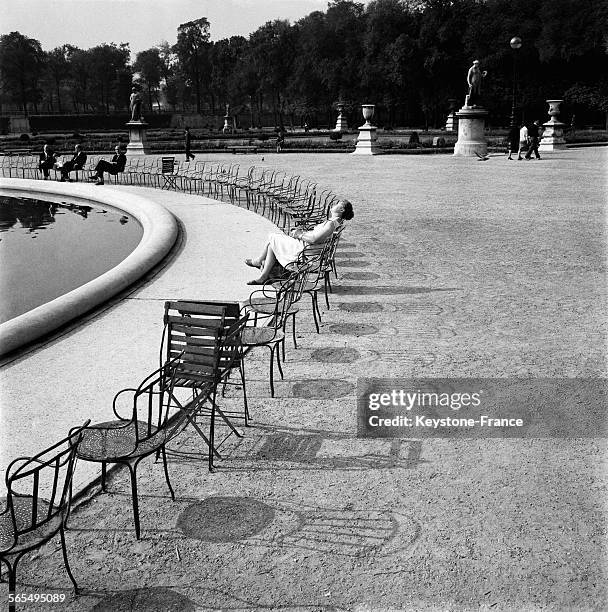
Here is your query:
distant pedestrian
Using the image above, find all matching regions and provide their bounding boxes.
[507,125,519,160]
[276,131,285,153]
[517,123,529,160]
[525,120,542,160]
[184,127,195,161]
[38,144,56,179]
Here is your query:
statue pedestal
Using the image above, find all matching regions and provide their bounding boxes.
[334,114,348,132]
[539,100,566,152]
[126,121,149,155]
[453,105,488,157]
[539,122,566,151]
[352,124,381,155]
[223,115,234,134]
[445,112,457,132]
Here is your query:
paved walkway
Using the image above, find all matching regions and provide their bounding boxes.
[0,185,277,490]
[1,147,606,610]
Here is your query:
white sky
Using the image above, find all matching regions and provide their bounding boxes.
[0,0,369,53]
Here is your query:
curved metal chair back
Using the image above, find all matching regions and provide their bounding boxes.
[75,356,187,539]
[1,421,90,610]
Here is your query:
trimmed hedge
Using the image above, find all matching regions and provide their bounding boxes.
[29,114,172,132]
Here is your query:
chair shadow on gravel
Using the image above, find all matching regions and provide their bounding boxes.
[333,285,459,295]
[219,423,426,472]
[90,587,196,611]
[174,496,422,558]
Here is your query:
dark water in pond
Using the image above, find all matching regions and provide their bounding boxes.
[0,194,143,324]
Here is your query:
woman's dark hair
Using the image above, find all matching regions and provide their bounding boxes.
[341,199,354,220]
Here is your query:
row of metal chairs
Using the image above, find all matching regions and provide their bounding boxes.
[1,154,341,233]
[1,301,251,609]
[0,153,349,608]
[0,249,344,607]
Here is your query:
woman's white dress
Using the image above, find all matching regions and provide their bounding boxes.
[268,219,339,267]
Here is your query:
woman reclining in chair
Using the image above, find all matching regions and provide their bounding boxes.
[245,199,353,285]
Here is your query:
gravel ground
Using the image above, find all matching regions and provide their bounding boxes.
[2,147,606,611]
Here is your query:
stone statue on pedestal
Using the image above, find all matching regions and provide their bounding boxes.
[465,60,487,107]
[129,87,143,122]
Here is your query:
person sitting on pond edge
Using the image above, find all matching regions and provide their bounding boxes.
[89,146,126,185]
[245,199,354,285]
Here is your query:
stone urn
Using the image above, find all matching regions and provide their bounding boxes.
[539,99,566,151]
[361,104,375,126]
[353,104,380,155]
[334,103,348,131]
[547,100,563,122]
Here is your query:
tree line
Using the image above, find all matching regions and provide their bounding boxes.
[1,0,606,128]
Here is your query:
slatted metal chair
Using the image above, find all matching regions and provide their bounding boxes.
[0,421,90,611]
[159,156,178,190]
[161,302,250,470]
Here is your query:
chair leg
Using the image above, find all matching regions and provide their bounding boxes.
[101,462,107,492]
[6,558,17,612]
[324,275,331,309]
[239,360,249,426]
[161,446,175,501]
[268,346,275,397]
[127,464,141,539]
[292,313,298,349]
[275,344,284,379]
[310,294,320,333]
[209,397,216,471]
[314,292,323,323]
[59,525,79,594]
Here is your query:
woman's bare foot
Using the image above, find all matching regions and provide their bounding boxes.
[245,258,261,269]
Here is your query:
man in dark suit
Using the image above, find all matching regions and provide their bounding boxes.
[59,144,87,181]
[184,127,195,161]
[89,146,127,185]
[525,120,542,160]
[38,144,56,179]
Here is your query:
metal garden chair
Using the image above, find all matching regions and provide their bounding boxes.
[241,273,303,397]
[159,156,178,190]
[75,356,197,538]
[0,421,90,611]
[301,224,345,331]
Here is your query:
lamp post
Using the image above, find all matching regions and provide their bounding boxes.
[509,36,522,128]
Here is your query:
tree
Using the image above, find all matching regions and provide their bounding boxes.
[209,36,248,115]
[0,31,45,115]
[247,20,296,127]
[361,0,418,125]
[174,18,211,113]
[134,48,164,111]
[67,47,91,112]
[44,45,75,113]
[564,82,608,130]
[86,43,131,113]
